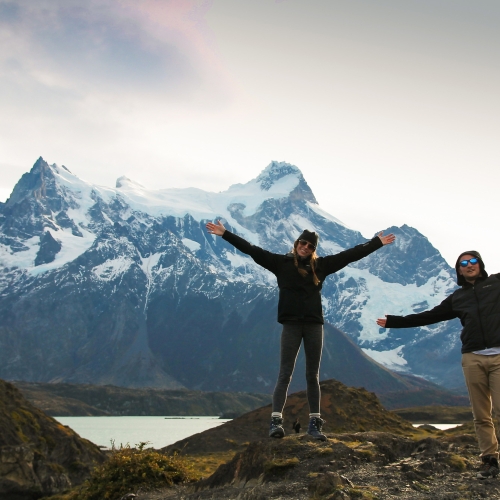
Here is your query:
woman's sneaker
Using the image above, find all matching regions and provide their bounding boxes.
[269,416,285,438]
[477,455,499,479]
[307,417,327,441]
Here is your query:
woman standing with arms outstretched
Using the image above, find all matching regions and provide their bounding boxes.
[206,220,395,441]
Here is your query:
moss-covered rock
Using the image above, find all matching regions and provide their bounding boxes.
[0,379,106,499]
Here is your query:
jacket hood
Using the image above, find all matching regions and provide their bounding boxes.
[455,250,488,286]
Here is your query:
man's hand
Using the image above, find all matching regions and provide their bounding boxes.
[376,316,388,328]
[377,232,395,246]
[206,220,226,236]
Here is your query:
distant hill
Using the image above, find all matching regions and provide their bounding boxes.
[12,381,272,417]
[0,379,105,499]
[393,405,472,424]
[377,388,469,410]
[12,377,469,418]
[375,373,469,409]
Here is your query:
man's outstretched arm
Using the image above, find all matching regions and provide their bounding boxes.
[376,295,457,329]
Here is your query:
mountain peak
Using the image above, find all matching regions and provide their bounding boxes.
[251,160,317,205]
[116,176,145,189]
[256,161,302,191]
[5,157,56,206]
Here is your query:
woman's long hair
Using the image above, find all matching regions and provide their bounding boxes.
[292,240,320,286]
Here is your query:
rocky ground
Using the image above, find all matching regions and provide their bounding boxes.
[13,378,485,500]
[114,380,495,500]
[132,426,500,500]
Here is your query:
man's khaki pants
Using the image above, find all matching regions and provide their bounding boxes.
[462,352,500,459]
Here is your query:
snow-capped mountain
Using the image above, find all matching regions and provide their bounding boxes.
[0,158,462,391]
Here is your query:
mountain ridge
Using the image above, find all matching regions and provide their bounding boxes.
[0,158,464,391]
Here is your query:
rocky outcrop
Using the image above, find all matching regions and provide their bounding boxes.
[162,379,416,456]
[148,380,486,499]
[114,419,498,500]
[34,230,61,266]
[0,379,106,499]
[168,430,499,500]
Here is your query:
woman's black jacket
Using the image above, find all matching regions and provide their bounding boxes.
[385,274,500,353]
[221,230,383,324]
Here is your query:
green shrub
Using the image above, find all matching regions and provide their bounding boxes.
[73,442,199,500]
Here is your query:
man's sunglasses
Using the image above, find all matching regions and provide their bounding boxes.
[460,258,479,267]
[298,239,316,251]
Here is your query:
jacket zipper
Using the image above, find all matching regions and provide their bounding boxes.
[473,285,488,348]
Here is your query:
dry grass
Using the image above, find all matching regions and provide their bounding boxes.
[180,450,237,478]
[43,443,200,500]
[263,456,300,473]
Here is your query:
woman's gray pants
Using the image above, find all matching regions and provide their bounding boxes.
[272,322,324,414]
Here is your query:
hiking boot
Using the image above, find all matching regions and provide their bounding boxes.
[307,416,327,441]
[477,455,499,479]
[269,416,285,438]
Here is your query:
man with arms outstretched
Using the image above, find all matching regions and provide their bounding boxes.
[377,251,500,479]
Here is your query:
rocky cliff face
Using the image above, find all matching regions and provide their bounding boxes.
[0,379,105,499]
[0,158,462,391]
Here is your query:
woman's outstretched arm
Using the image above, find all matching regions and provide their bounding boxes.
[206,220,226,236]
[377,231,395,246]
[205,220,280,274]
[322,231,395,276]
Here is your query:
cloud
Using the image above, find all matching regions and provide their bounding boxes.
[0,0,231,189]
[3,2,173,91]
[0,0,223,99]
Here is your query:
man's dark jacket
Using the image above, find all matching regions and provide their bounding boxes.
[386,273,500,353]
[222,230,383,324]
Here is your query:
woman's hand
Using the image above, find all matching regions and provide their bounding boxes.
[376,316,388,328]
[377,231,395,246]
[206,220,226,236]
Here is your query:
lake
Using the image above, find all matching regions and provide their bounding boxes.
[413,423,461,430]
[54,416,462,450]
[54,416,231,450]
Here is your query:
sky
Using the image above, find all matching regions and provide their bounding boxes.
[0,0,499,271]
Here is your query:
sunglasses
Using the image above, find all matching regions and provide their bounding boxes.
[298,239,316,251]
[459,258,479,267]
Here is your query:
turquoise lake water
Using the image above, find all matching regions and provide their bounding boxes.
[54,416,230,450]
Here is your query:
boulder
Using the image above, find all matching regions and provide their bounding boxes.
[0,379,106,499]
